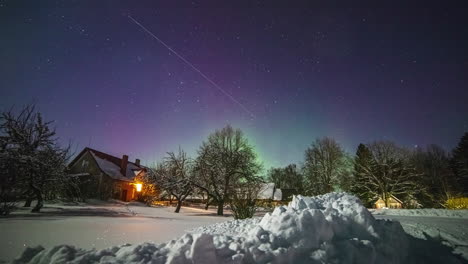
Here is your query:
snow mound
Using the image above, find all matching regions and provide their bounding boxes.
[372,208,468,218]
[12,193,458,264]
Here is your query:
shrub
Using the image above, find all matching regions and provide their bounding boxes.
[230,197,257,219]
[445,197,468,209]
[229,182,261,219]
[0,190,19,216]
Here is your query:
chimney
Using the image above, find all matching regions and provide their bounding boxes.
[135,159,140,166]
[121,155,128,176]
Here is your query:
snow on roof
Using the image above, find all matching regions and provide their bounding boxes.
[257,183,282,201]
[374,194,403,204]
[126,163,142,177]
[91,152,135,182]
[273,188,282,201]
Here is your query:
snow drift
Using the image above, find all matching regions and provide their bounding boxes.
[11,193,463,264]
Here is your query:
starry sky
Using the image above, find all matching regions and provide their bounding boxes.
[1,2,467,169]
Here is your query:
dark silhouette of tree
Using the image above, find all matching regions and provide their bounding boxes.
[267,167,286,189]
[267,164,304,193]
[349,144,375,206]
[451,132,468,194]
[411,145,457,207]
[0,105,69,213]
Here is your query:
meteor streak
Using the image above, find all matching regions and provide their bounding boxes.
[128,15,255,118]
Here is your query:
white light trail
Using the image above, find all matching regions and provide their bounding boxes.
[128,15,255,118]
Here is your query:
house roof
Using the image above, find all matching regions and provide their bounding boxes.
[69,147,145,182]
[374,194,403,204]
[257,183,282,201]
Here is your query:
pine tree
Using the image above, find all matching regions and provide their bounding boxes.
[350,144,374,206]
[451,132,468,194]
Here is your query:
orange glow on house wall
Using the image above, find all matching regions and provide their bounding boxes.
[135,183,142,192]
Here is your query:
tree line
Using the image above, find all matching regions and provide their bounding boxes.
[143,126,468,215]
[1,105,467,215]
[267,135,468,208]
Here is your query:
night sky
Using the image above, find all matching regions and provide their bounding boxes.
[1,2,467,169]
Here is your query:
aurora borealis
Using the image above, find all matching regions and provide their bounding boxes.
[1,3,467,169]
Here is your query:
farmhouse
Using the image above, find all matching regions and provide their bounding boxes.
[373,194,403,209]
[68,147,146,201]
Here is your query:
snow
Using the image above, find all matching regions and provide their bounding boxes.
[8,193,467,263]
[256,183,282,201]
[373,212,468,260]
[272,188,282,201]
[90,152,136,181]
[372,208,468,218]
[0,201,230,263]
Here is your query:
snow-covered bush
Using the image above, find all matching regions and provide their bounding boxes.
[229,182,260,219]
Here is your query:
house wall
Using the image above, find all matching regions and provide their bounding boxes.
[69,151,103,199]
[374,198,402,209]
[112,181,136,201]
[69,151,127,201]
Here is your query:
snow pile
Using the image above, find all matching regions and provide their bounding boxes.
[13,193,445,264]
[372,208,468,218]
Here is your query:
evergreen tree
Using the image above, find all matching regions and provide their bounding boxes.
[451,132,468,194]
[350,144,374,206]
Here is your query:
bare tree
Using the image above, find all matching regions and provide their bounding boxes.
[0,134,19,215]
[351,141,421,207]
[149,148,193,213]
[194,125,261,216]
[267,164,304,193]
[303,137,349,195]
[411,145,457,207]
[267,167,286,189]
[0,105,69,213]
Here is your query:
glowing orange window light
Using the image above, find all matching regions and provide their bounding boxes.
[135,183,142,192]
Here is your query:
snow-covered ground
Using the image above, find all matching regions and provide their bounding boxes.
[2,195,468,263]
[373,211,468,260]
[372,208,468,218]
[0,201,232,263]
[5,193,468,264]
